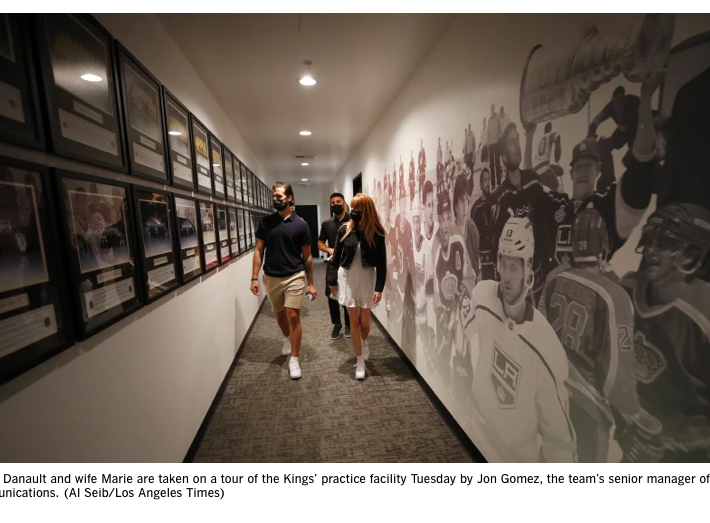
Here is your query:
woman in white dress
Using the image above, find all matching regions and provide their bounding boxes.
[327,194,387,380]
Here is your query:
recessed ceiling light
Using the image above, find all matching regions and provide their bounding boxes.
[301,178,308,181]
[301,162,309,166]
[213,164,220,167]
[299,131,312,136]
[299,60,316,86]
[168,131,181,136]
[81,74,102,82]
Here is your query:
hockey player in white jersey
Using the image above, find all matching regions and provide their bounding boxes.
[462,217,577,462]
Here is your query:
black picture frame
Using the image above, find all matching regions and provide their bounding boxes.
[246,209,254,250]
[215,204,230,264]
[116,43,168,183]
[250,212,259,250]
[227,206,239,258]
[163,88,195,191]
[172,193,203,285]
[131,185,180,304]
[190,114,212,195]
[197,199,219,273]
[35,14,126,172]
[53,169,142,340]
[223,146,236,202]
[0,156,74,386]
[234,155,243,204]
[250,170,257,208]
[237,208,247,254]
[209,132,225,199]
[244,165,252,206]
[0,15,45,150]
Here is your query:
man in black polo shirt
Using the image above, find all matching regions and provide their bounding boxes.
[251,182,317,380]
[318,192,350,340]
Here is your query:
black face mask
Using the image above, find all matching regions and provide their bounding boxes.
[350,210,362,222]
[331,204,344,216]
[273,199,288,211]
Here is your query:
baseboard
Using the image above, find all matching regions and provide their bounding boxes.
[371,314,488,463]
[183,297,269,463]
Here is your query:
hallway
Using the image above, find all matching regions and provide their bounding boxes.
[193,261,475,462]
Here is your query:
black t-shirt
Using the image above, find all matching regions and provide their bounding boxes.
[318,213,350,248]
[256,212,311,277]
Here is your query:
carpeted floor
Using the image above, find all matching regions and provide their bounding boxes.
[194,261,474,462]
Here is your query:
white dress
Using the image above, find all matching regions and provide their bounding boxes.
[338,243,377,309]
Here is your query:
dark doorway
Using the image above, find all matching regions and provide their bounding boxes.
[296,204,319,256]
[353,173,362,196]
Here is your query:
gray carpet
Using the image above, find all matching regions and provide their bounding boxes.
[194,261,475,462]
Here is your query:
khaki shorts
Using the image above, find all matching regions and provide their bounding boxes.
[263,271,306,313]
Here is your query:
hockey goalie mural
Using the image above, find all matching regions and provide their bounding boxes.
[364,14,710,462]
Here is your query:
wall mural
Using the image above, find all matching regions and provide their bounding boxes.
[363,14,710,462]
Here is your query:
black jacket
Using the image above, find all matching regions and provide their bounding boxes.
[327,224,387,293]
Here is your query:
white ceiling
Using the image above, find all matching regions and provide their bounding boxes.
[157,14,455,184]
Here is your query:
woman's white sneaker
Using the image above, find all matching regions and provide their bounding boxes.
[289,358,301,379]
[355,359,366,380]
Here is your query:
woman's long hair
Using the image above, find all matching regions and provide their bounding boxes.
[343,193,384,247]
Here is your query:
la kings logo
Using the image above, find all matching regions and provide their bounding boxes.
[491,343,521,408]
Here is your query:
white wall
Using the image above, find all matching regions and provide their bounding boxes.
[331,14,710,462]
[0,14,266,462]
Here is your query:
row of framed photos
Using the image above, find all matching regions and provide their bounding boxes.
[0,14,273,210]
[0,155,268,386]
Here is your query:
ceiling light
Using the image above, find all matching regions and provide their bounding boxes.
[301,178,308,181]
[81,74,102,82]
[301,162,309,166]
[213,164,220,167]
[299,60,316,86]
[299,131,311,136]
[168,131,181,136]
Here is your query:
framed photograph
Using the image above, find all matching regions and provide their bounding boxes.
[245,210,253,250]
[237,208,247,254]
[223,146,236,202]
[250,212,259,249]
[197,199,219,273]
[191,115,212,195]
[163,89,194,191]
[215,204,230,264]
[0,15,45,150]
[54,170,141,340]
[116,44,168,183]
[209,133,224,199]
[249,170,256,208]
[131,185,179,303]
[234,155,243,204]
[245,166,253,206]
[35,14,126,172]
[172,194,203,285]
[227,206,239,258]
[0,157,73,385]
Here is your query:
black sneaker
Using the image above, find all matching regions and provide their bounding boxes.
[344,326,351,338]
[330,325,342,340]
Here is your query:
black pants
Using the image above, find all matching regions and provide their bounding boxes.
[326,285,350,327]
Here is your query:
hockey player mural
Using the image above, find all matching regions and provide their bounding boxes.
[361,14,710,463]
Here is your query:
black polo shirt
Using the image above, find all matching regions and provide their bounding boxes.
[319,213,350,248]
[256,212,311,277]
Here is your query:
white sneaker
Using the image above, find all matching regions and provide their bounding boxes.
[289,358,301,379]
[355,359,366,380]
[281,338,292,356]
[361,340,370,361]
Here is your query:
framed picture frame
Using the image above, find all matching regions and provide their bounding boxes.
[209,132,224,199]
[163,88,195,191]
[233,155,243,204]
[116,43,168,183]
[249,170,257,208]
[215,204,230,264]
[0,156,73,385]
[245,210,254,250]
[227,206,239,258]
[223,146,236,202]
[0,15,45,150]
[197,199,219,273]
[250,212,259,250]
[237,208,246,254]
[131,185,179,304]
[190,114,212,195]
[172,194,203,285]
[54,169,142,340]
[35,14,126,172]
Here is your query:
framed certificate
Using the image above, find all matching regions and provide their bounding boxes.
[163,89,195,191]
[55,170,142,340]
[209,133,224,199]
[0,156,73,385]
[237,208,246,254]
[234,155,243,204]
[227,206,239,258]
[0,15,45,150]
[191,115,212,195]
[116,44,168,183]
[215,204,230,264]
[132,185,179,303]
[35,14,126,172]
[172,194,203,285]
[197,199,219,273]
[223,146,236,202]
